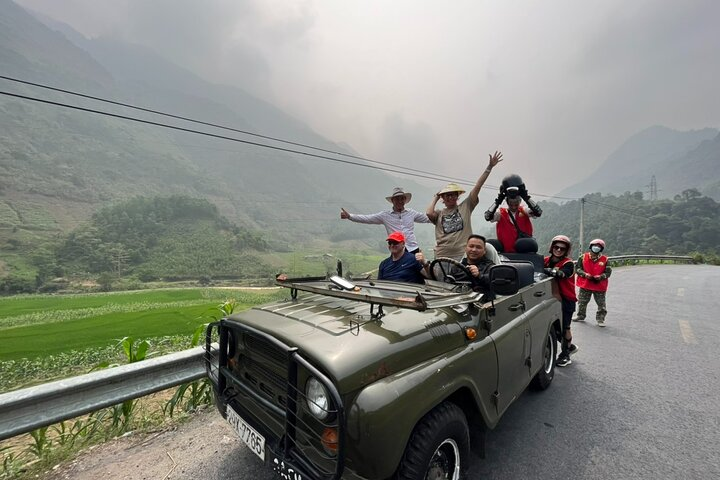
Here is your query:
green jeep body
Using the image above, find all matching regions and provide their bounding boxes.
[206,262,562,480]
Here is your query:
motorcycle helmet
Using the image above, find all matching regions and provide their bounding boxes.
[500,174,526,199]
[589,238,605,253]
[549,235,572,256]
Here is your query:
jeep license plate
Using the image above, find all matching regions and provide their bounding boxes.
[226,406,266,461]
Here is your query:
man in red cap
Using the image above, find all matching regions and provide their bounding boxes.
[378,232,428,284]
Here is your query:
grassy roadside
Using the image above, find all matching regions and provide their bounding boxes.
[0,288,286,392]
[0,289,285,362]
[0,289,285,479]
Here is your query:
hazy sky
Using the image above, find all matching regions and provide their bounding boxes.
[15,0,720,197]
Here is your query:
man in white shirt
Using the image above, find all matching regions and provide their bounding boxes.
[340,187,431,254]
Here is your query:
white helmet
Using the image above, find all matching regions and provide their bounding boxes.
[589,239,605,252]
[549,235,572,256]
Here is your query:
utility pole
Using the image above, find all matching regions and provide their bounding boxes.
[112,247,130,278]
[650,175,658,201]
[579,198,585,250]
[645,175,658,201]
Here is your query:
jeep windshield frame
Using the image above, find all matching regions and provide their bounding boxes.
[275,277,485,312]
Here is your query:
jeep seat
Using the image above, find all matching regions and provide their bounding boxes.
[502,237,544,272]
[501,260,535,288]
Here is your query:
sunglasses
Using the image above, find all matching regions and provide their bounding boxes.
[387,240,400,246]
[552,245,567,252]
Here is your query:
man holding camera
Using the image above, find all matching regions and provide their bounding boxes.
[485,174,542,253]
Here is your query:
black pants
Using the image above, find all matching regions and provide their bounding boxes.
[560,299,576,357]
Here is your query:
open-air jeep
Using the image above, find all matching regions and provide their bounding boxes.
[205,256,562,480]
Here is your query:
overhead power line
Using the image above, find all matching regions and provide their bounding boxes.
[0,75,473,186]
[0,76,582,200]
[583,199,648,219]
[0,89,457,183]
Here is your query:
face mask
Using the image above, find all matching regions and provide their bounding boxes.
[590,245,602,253]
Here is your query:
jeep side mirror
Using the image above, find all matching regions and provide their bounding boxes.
[488,265,519,296]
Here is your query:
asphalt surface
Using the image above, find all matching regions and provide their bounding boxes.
[471,264,720,479]
[48,264,720,480]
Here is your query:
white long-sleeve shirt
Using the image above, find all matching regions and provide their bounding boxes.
[347,208,431,251]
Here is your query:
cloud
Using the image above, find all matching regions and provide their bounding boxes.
[13,0,720,197]
[376,113,442,178]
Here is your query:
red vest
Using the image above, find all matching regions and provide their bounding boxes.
[496,207,534,253]
[544,256,577,302]
[576,253,609,292]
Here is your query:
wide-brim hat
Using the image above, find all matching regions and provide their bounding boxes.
[438,183,466,195]
[386,187,412,203]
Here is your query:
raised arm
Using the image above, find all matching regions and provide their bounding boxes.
[468,151,503,204]
[340,208,385,224]
[426,194,440,223]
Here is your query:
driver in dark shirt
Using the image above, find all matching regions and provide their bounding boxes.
[461,234,496,291]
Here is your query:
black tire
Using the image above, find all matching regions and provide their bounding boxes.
[396,402,469,480]
[530,326,557,390]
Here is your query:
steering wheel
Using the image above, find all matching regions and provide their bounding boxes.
[429,257,474,287]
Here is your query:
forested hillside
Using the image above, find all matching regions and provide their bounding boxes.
[7,196,273,293]
[0,0,437,286]
[534,189,720,259]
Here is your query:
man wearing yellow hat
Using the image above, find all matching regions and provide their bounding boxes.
[426,151,503,260]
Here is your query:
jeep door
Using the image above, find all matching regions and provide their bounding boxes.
[488,290,532,415]
[522,278,560,375]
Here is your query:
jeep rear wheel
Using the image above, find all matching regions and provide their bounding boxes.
[530,326,556,390]
[396,402,469,480]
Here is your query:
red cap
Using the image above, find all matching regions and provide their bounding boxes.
[387,231,405,243]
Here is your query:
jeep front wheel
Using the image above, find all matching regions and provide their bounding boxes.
[396,402,469,480]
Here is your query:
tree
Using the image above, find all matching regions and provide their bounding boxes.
[674,188,702,202]
[97,272,114,292]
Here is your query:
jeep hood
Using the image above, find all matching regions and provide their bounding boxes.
[227,296,468,393]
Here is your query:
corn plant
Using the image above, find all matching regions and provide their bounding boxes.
[27,426,51,459]
[50,421,74,448]
[78,410,108,442]
[91,336,153,432]
[1,446,29,479]
[165,300,234,417]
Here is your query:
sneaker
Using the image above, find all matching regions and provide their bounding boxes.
[568,344,579,356]
[572,316,585,322]
[557,355,572,367]
[597,321,606,328]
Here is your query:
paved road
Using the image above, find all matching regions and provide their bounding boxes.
[472,264,720,479]
[49,264,720,480]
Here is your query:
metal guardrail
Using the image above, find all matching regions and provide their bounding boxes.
[606,255,695,264]
[0,346,206,442]
[0,255,698,442]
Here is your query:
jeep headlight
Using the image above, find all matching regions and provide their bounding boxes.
[305,377,330,420]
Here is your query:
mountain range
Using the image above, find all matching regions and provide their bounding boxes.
[1,0,719,275]
[558,125,720,200]
[0,0,439,252]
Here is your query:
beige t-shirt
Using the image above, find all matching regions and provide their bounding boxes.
[432,197,478,260]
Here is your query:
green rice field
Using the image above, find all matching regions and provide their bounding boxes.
[0,288,285,361]
[0,288,286,391]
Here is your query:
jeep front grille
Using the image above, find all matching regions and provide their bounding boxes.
[206,320,345,480]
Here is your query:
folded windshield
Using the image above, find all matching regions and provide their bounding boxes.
[276,277,484,311]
